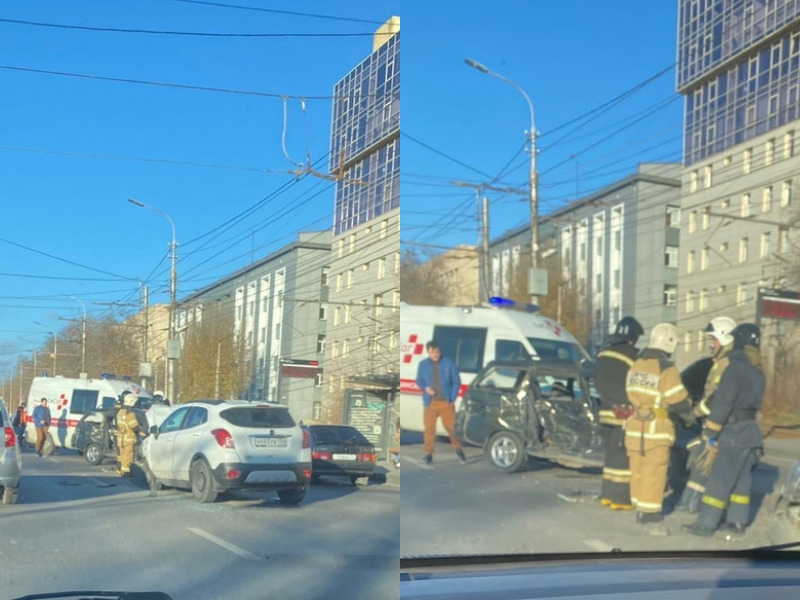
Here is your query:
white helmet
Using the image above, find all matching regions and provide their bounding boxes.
[704,316,736,346]
[123,392,138,407]
[649,323,679,355]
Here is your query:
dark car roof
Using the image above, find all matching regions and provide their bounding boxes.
[483,358,593,377]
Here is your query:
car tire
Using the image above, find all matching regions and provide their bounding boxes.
[85,443,104,466]
[143,460,163,491]
[2,486,19,505]
[42,433,55,457]
[486,431,527,473]
[190,459,218,503]
[277,486,306,506]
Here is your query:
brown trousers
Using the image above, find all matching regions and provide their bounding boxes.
[628,445,670,513]
[423,400,461,455]
[35,426,49,453]
[118,440,135,474]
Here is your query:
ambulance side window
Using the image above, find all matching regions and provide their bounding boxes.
[71,389,99,414]
[432,326,487,374]
[495,339,530,362]
[101,396,117,409]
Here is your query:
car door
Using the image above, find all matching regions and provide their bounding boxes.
[147,406,190,479]
[530,369,597,455]
[458,364,529,446]
[171,406,208,483]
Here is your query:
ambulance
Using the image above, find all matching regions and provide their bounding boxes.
[400,297,591,435]
[24,374,152,453]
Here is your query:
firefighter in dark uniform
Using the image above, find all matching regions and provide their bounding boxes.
[683,323,765,537]
[676,316,736,513]
[624,323,694,532]
[596,316,643,510]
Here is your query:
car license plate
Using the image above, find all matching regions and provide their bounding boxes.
[332,453,357,460]
[253,437,287,448]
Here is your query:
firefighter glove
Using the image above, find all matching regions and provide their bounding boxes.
[696,440,718,477]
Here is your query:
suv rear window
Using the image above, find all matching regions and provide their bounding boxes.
[220,406,296,429]
[311,426,370,445]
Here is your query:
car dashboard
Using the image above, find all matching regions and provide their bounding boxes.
[400,550,800,600]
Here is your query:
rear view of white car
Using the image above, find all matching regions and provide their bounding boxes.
[140,400,312,505]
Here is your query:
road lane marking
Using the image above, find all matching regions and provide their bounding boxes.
[188,527,261,560]
[403,456,433,470]
[584,538,614,552]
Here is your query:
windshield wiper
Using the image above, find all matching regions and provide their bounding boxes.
[750,540,800,552]
[10,593,173,600]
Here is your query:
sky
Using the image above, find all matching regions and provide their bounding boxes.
[402,0,683,256]
[0,0,398,379]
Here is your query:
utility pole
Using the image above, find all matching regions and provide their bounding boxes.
[141,285,149,388]
[482,196,491,298]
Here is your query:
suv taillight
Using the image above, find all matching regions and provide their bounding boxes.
[302,428,310,449]
[211,428,235,449]
[4,427,15,448]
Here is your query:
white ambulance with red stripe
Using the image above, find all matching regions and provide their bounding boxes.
[400,298,590,435]
[24,375,152,451]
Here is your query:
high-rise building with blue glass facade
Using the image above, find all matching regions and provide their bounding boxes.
[677,1,800,371]
[322,17,400,423]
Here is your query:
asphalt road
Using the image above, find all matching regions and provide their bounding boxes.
[0,447,400,600]
[400,433,800,556]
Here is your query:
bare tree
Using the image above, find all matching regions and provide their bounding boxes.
[399,249,452,306]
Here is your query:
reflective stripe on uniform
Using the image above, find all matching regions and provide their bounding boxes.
[702,494,727,509]
[599,410,625,426]
[627,386,662,399]
[664,384,686,399]
[696,398,711,416]
[706,419,723,432]
[686,480,705,493]
[597,350,634,367]
[634,499,662,511]
[624,430,675,443]
[730,494,750,505]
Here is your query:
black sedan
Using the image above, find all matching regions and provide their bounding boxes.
[304,425,376,485]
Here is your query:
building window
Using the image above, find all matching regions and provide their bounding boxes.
[319,304,327,320]
[614,230,622,250]
[378,257,386,280]
[261,327,266,343]
[724,155,732,167]
[389,331,398,349]
[321,267,329,287]
[697,331,705,352]
[317,334,325,354]
[331,340,338,358]
[665,245,679,268]
[782,181,793,207]
[349,234,356,254]
[688,210,697,233]
[380,219,389,240]
[596,237,603,256]
[721,198,730,209]
[333,306,341,326]
[743,148,752,174]
[393,291,400,312]
[763,186,773,212]
[337,239,344,258]
[663,284,677,307]
[699,289,708,311]
[766,139,775,165]
[666,206,681,228]
[596,273,603,290]
[703,165,712,188]
[741,193,750,218]
[720,242,728,252]
[737,283,748,306]
[761,232,771,259]
[686,291,695,313]
[613,269,621,289]
[394,252,400,274]
[701,247,709,271]
[779,228,790,253]
[345,304,352,324]
[739,238,749,262]
[690,170,698,193]
[580,242,586,261]
[687,250,696,274]
[684,332,692,352]
[347,269,354,289]
[785,131,795,159]
[342,339,349,357]
[336,274,343,292]
[374,294,383,317]
[702,206,711,230]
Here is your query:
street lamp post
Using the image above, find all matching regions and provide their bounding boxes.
[67,295,87,377]
[129,199,178,402]
[34,322,57,375]
[465,58,540,303]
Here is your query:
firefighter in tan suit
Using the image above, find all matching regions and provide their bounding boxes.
[115,392,141,476]
[624,323,694,531]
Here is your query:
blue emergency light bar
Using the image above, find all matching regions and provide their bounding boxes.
[488,296,540,313]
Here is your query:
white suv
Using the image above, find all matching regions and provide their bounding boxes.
[139,400,311,505]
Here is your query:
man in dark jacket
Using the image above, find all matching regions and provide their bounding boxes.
[415,341,464,465]
[596,316,643,510]
[683,323,766,537]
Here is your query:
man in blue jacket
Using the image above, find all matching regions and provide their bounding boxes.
[32,397,51,457]
[416,341,465,465]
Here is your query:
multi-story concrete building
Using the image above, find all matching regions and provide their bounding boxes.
[323,17,400,421]
[490,164,682,355]
[677,0,800,368]
[175,231,331,421]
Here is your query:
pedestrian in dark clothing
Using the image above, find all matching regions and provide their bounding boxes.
[12,403,27,448]
[415,341,465,465]
[596,316,643,511]
[32,398,51,457]
[683,323,766,537]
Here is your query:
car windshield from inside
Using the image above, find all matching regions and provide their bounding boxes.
[527,338,591,363]
[311,426,370,445]
[220,406,296,429]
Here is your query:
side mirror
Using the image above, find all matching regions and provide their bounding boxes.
[150,425,159,439]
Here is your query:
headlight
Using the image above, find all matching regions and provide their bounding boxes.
[783,460,800,502]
